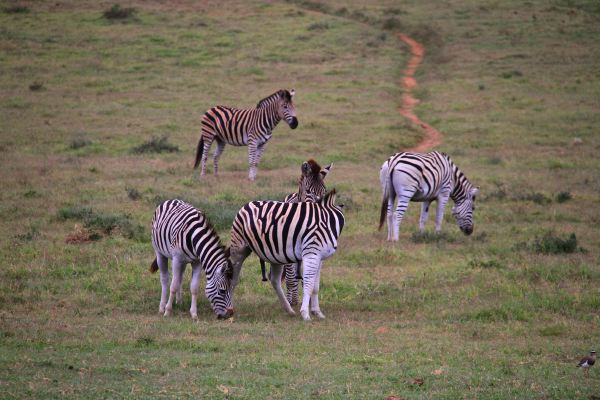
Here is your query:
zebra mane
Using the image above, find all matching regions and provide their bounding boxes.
[256,90,290,108]
[303,159,322,176]
[192,206,230,262]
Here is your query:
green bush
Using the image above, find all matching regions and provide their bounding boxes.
[131,136,179,154]
[530,232,579,254]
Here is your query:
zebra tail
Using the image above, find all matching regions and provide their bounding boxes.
[193,136,204,169]
[260,259,268,282]
[378,172,390,231]
[149,257,159,273]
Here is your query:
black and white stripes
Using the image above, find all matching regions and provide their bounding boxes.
[379,151,479,241]
[229,190,344,321]
[193,89,298,181]
[151,199,234,320]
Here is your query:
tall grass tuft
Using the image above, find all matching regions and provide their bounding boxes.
[131,135,179,154]
[524,232,579,254]
[103,4,136,20]
[57,206,146,241]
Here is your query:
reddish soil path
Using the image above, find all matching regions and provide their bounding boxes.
[397,33,442,152]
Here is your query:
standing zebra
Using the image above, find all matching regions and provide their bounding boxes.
[150,199,234,320]
[259,159,333,307]
[194,89,298,181]
[230,189,345,321]
[379,151,479,241]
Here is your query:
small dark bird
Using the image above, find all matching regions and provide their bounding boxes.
[577,350,596,376]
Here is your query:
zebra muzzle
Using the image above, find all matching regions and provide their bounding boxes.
[217,307,235,319]
[289,117,298,129]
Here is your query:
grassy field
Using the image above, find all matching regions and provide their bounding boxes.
[1,0,599,398]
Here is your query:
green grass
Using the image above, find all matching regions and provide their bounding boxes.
[1,0,599,398]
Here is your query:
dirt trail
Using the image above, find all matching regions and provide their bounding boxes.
[397,33,442,152]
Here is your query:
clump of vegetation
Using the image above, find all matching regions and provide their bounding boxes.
[411,231,455,244]
[519,232,580,254]
[288,0,331,14]
[515,192,552,205]
[57,206,145,241]
[468,258,505,269]
[23,189,41,198]
[501,70,523,79]
[29,82,44,91]
[307,22,329,31]
[131,135,179,154]
[103,4,136,20]
[69,135,92,150]
[382,17,403,31]
[3,5,29,14]
[16,225,40,241]
[126,187,142,201]
[555,191,572,203]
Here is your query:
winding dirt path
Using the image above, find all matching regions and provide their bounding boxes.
[397,33,442,152]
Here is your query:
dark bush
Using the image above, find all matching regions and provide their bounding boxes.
[555,191,572,203]
[530,232,578,254]
[103,4,136,20]
[131,136,179,154]
[126,187,142,201]
[307,22,329,31]
[382,17,403,31]
[29,82,44,91]
[3,5,29,14]
[69,136,92,150]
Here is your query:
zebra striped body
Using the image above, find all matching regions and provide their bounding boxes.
[379,151,479,241]
[151,199,234,320]
[194,89,298,181]
[260,160,333,307]
[230,190,344,321]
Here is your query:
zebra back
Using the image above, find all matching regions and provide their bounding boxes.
[231,189,345,265]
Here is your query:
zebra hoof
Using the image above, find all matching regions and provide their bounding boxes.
[191,315,198,322]
[311,310,326,320]
[301,310,311,321]
[164,309,172,317]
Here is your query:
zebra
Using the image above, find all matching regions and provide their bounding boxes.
[379,151,479,241]
[229,189,345,321]
[193,89,298,181]
[150,199,234,320]
[258,160,333,307]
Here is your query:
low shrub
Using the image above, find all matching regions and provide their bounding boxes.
[131,135,179,154]
[530,232,578,254]
[103,4,136,20]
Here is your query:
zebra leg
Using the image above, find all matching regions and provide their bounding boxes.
[300,255,321,321]
[284,263,299,306]
[164,257,185,317]
[435,191,451,232]
[213,139,225,176]
[310,263,325,320]
[229,245,251,289]
[156,253,169,315]
[419,201,431,232]
[386,196,394,241]
[200,137,214,177]
[269,263,295,316]
[189,262,203,321]
[392,192,413,242]
[176,263,186,305]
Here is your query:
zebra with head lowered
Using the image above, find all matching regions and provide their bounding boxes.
[230,190,345,321]
[150,199,234,320]
[379,151,479,241]
[259,159,333,307]
[194,89,298,181]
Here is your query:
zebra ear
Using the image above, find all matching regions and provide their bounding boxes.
[302,161,310,175]
[320,163,333,180]
[471,187,480,196]
[289,89,295,98]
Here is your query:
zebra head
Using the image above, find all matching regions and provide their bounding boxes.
[278,89,298,129]
[299,159,332,202]
[206,248,234,319]
[451,186,479,235]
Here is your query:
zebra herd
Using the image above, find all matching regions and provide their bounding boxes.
[150,89,479,321]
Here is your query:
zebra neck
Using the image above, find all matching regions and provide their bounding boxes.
[258,104,281,131]
[450,166,470,203]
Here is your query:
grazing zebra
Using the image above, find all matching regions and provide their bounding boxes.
[379,151,479,241]
[230,189,345,321]
[150,199,234,320]
[259,160,333,307]
[194,89,298,181]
